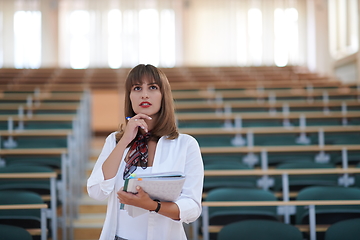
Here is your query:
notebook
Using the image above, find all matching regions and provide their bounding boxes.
[120,171,186,217]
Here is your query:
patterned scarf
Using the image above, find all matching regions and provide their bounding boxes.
[123,132,151,179]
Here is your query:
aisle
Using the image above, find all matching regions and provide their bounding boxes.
[73,136,106,240]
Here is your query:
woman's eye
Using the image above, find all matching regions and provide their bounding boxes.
[133,86,141,91]
[150,85,158,90]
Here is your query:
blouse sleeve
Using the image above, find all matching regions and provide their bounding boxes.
[175,135,204,224]
[87,132,119,201]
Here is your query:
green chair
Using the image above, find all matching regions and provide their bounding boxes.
[0,190,44,229]
[296,186,360,225]
[0,165,57,240]
[0,224,33,240]
[217,220,303,240]
[1,136,68,149]
[4,156,62,170]
[0,165,54,196]
[325,132,360,145]
[242,119,283,127]
[204,162,257,192]
[255,133,314,146]
[205,188,278,226]
[205,188,278,240]
[202,154,244,165]
[324,218,360,240]
[333,152,360,165]
[273,161,338,192]
[267,152,315,166]
[177,120,225,128]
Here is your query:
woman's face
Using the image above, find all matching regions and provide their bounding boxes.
[129,76,162,118]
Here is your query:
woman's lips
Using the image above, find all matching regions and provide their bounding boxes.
[140,102,151,108]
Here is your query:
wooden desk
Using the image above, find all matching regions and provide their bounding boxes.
[173,88,359,100]
[176,111,360,120]
[181,125,360,135]
[0,129,72,136]
[200,144,360,154]
[0,148,67,155]
[0,114,75,121]
[175,99,360,110]
[0,102,79,111]
[0,92,83,102]
[204,168,360,176]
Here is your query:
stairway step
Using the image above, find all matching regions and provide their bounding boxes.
[78,194,107,214]
[73,136,107,240]
[73,213,104,240]
[79,204,107,214]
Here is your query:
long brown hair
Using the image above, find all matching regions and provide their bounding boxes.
[115,64,179,143]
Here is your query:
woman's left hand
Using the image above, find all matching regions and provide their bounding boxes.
[117,186,158,211]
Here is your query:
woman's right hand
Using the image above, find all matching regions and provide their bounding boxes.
[121,114,152,144]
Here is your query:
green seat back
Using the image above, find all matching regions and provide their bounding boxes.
[296,186,360,224]
[0,165,54,194]
[204,162,257,191]
[274,161,338,191]
[205,188,278,225]
[217,220,303,240]
[0,190,44,228]
[0,224,32,240]
[324,218,360,240]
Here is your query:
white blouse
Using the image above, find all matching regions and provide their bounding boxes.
[87,132,204,240]
[116,167,153,239]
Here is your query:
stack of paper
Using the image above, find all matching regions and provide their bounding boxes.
[120,171,186,217]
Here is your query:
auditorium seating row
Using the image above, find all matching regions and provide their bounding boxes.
[1,66,359,240]
[0,87,91,240]
[0,66,358,90]
[163,69,360,240]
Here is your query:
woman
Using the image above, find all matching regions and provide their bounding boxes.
[87,64,204,240]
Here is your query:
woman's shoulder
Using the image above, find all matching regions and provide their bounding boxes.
[106,131,118,138]
[103,131,118,143]
[167,133,198,144]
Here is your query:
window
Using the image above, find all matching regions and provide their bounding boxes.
[160,9,175,67]
[139,9,160,66]
[274,8,299,67]
[248,8,262,65]
[69,10,90,69]
[108,8,176,68]
[14,11,41,68]
[108,9,122,69]
[328,0,358,58]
